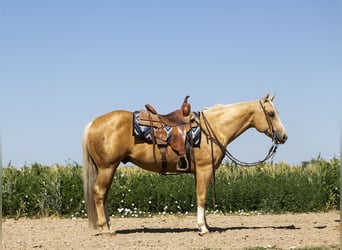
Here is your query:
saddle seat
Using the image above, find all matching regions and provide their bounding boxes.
[145,96,191,127]
[144,108,190,126]
[138,96,195,173]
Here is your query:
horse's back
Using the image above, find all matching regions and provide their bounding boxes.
[90,110,132,128]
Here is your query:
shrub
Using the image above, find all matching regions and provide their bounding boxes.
[1,157,339,218]
[2,162,86,218]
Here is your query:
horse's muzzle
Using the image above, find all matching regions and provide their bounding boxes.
[275,133,288,144]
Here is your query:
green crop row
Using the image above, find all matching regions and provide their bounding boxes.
[1,157,339,219]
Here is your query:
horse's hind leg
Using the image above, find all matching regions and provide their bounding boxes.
[93,164,117,234]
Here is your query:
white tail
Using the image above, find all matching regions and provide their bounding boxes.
[82,122,98,229]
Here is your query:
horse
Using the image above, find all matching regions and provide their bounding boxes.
[82,93,288,235]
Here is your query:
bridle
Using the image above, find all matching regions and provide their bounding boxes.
[200,98,279,207]
[259,99,277,143]
[201,99,278,167]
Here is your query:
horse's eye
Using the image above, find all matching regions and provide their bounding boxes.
[268,111,275,118]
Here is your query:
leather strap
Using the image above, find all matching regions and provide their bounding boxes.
[159,146,167,174]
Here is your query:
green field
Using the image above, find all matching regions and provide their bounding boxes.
[2,156,339,219]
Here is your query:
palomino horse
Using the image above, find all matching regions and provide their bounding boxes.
[82,93,287,235]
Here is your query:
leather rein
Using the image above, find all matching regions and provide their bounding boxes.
[201,99,278,167]
[201,99,279,208]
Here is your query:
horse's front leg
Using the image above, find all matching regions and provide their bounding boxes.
[195,166,212,235]
[197,205,209,235]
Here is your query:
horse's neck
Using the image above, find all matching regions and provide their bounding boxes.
[203,101,257,146]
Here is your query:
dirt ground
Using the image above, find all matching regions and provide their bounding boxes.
[2,211,340,250]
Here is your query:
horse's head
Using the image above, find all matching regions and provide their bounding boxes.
[255,93,288,144]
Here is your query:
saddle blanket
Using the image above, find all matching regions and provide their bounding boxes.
[133,111,201,147]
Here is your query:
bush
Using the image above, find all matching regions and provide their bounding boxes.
[2,163,86,218]
[107,170,196,217]
[215,158,340,213]
[1,157,339,218]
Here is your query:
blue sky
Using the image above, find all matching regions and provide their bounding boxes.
[1,1,341,167]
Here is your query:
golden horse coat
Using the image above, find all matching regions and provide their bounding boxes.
[82,94,287,235]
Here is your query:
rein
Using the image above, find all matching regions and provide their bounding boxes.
[201,100,278,167]
[200,100,279,208]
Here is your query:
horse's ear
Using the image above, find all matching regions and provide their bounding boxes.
[270,94,275,101]
[262,93,270,102]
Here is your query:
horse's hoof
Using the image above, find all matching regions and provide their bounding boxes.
[104,231,116,237]
[199,231,211,236]
[103,231,117,237]
[94,231,117,237]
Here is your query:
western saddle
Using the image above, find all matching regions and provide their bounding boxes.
[138,96,197,173]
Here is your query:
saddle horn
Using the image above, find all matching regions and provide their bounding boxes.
[182,95,191,116]
[145,104,157,114]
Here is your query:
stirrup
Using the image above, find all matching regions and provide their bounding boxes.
[177,157,189,171]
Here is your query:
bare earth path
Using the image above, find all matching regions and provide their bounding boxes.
[2,211,339,249]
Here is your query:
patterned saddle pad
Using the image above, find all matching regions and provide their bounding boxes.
[133,111,201,147]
